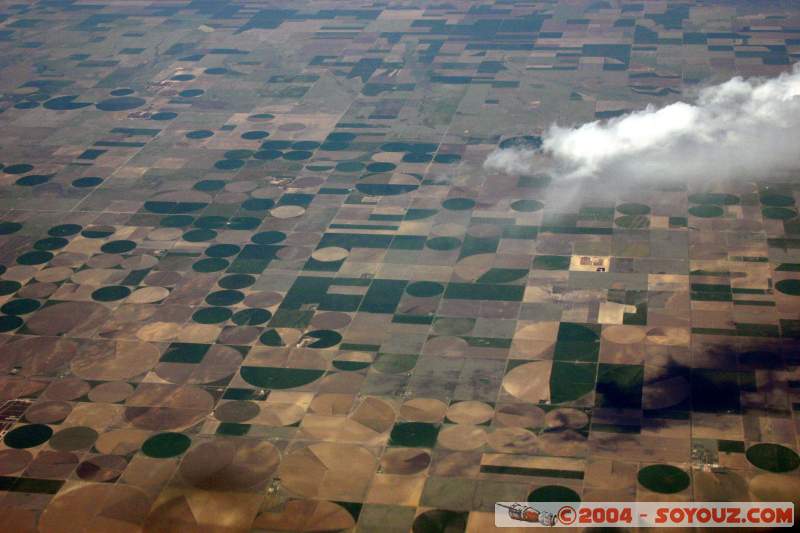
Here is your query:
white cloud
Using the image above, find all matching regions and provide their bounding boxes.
[483,147,538,174]
[485,64,800,183]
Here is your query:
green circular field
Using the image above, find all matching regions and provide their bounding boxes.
[746,443,800,472]
[142,432,191,458]
[637,464,690,493]
[527,485,580,502]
